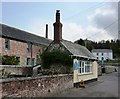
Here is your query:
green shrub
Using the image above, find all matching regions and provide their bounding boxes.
[41,50,73,74]
[2,55,19,65]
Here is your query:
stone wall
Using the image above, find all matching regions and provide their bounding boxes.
[98,66,102,76]
[105,66,116,74]
[0,74,73,98]
[0,65,33,77]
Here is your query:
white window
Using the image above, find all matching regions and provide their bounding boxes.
[78,61,92,74]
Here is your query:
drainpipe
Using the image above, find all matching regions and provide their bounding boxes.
[30,43,33,66]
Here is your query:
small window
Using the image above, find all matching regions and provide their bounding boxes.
[5,38,10,49]
[16,57,20,65]
[27,43,32,52]
[102,53,103,56]
[27,58,30,65]
[97,57,98,59]
[32,58,35,66]
[102,57,104,60]
[97,53,98,55]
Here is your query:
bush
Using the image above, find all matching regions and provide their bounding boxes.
[2,55,19,65]
[41,50,73,74]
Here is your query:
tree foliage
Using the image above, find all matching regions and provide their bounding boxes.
[2,55,19,65]
[75,39,120,58]
[41,50,73,70]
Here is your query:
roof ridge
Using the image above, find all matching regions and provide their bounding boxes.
[62,39,86,48]
[1,24,52,46]
[1,23,52,41]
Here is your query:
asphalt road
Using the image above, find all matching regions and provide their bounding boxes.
[52,71,119,97]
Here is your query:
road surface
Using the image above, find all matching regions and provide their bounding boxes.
[52,71,119,97]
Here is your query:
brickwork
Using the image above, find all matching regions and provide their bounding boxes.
[0,37,43,65]
[1,74,73,97]
[53,10,63,44]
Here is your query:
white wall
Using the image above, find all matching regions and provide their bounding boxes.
[77,61,98,82]
[73,60,98,83]
[92,52,113,61]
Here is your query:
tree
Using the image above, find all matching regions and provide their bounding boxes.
[75,38,85,46]
[75,39,120,59]
[41,50,73,74]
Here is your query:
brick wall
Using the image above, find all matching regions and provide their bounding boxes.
[1,74,73,98]
[0,37,44,65]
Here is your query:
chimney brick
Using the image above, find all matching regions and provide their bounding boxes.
[53,10,62,44]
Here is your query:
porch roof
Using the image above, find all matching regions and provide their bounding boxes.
[61,40,96,60]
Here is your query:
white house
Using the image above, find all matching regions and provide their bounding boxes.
[92,49,113,61]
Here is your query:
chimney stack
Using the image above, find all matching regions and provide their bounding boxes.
[53,10,62,44]
[45,24,48,38]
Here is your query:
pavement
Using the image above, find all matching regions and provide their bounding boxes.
[52,71,119,97]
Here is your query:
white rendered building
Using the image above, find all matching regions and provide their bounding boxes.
[92,49,113,61]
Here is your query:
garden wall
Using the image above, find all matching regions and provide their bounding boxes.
[0,74,73,98]
[0,65,33,77]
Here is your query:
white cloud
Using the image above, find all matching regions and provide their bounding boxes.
[63,22,85,41]
[25,2,118,42]
[26,18,114,42]
[85,26,113,41]
[88,2,118,39]
[26,18,54,40]
[2,0,120,2]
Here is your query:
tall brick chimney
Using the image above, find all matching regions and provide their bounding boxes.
[53,10,63,44]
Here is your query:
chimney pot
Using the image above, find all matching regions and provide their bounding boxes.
[57,10,60,13]
[45,24,48,38]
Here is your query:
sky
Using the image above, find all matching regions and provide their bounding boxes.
[1,0,119,42]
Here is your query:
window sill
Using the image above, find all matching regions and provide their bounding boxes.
[78,72,93,75]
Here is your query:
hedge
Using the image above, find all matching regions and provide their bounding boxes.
[41,50,73,69]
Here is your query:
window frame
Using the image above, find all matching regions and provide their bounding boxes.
[78,60,92,75]
[16,57,20,65]
[27,43,32,52]
[27,58,31,65]
[32,58,35,66]
[102,53,104,56]
[5,38,10,50]
[101,57,104,60]
[97,53,98,56]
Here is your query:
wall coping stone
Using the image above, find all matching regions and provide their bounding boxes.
[0,65,32,68]
[0,74,73,83]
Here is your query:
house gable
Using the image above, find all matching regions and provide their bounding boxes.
[44,41,71,55]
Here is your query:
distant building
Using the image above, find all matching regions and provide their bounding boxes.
[92,49,113,61]
[0,24,52,66]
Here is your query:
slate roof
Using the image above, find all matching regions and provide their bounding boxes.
[61,40,96,59]
[0,24,52,46]
[0,24,95,59]
[92,49,112,53]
